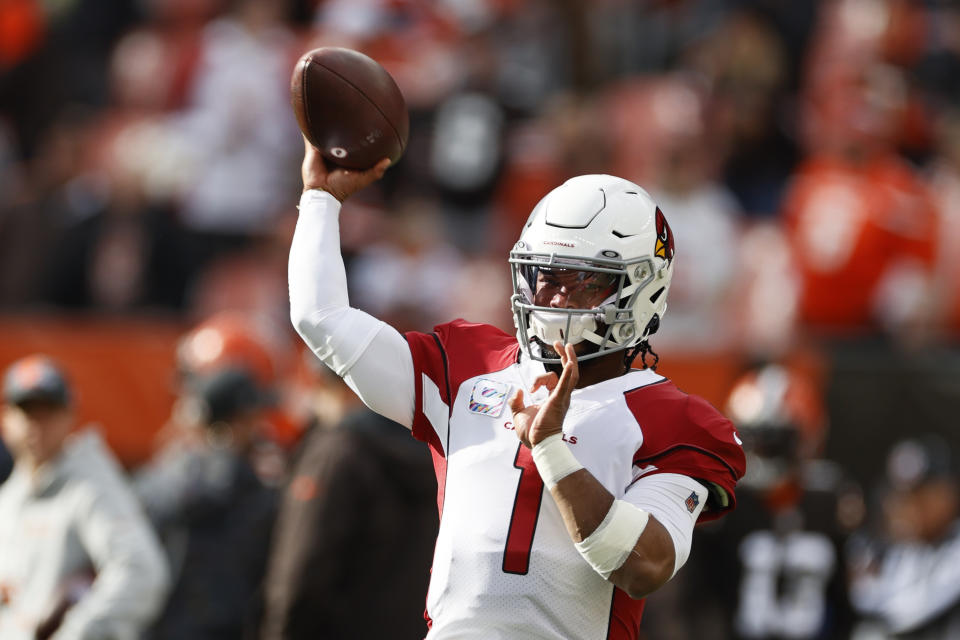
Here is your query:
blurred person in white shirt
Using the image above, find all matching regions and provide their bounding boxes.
[606,75,744,354]
[171,0,300,237]
[0,355,169,640]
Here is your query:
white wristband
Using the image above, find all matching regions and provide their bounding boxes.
[575,500,650,579]
[531,433,583,489]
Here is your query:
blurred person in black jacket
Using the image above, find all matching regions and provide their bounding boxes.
[135,366,279,640]
[260,400,438,640]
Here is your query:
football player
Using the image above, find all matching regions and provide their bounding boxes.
[288,142,745,639]
[658,364,860,639]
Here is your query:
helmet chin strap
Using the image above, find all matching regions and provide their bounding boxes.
[580,329,608,347]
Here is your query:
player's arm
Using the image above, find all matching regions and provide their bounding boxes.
[289,138,415,428]
[508,343,705,599]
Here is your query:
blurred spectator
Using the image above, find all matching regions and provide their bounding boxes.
[0,355,169,639]
[0,0,139,158]
[783,60,938,339]
[927,106,960,336]
[490,95,609,254]
[41,115,186,311]
[0,108,98,307]
[348,196,467,331]
[135,366,278,640]
[448,253,513,332]
[847,436,960,639]
[177,311,285,385]
[260,406,437,640]
[589,0,733,78]
[737,222,802,359]
[429,91,505,247]
[651,363,861,639]
[685,7,800,217]
[169,0,300,241]
[175,310,299,452]
[605,75,744,353]
[182,226,295,333]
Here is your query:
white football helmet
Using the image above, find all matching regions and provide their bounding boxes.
[510,174,676,364]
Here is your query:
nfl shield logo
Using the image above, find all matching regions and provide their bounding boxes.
[685,492,699,513]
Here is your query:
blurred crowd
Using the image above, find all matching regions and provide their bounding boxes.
[2,0,960,638]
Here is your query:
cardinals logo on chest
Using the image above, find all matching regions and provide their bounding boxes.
[654,208,675,263]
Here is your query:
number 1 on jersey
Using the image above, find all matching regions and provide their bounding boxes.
[503,443,545,574]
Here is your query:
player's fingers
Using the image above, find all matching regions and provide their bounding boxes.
[565,343,580,387]
[302,134,322,160]
[555,343,579,397]
[530,372,558,393]
[374,157,391,177]
[553,340,567,367]
[508,389,525,413]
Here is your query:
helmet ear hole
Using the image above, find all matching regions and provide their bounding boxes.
[644,314,660,337]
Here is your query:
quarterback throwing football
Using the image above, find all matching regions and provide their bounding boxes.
[289,142,745,639]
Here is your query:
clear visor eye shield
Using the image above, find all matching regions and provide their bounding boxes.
[509,252,657,363]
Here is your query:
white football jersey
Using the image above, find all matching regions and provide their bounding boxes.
[405,320,743,640]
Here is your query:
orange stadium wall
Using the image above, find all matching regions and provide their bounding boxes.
[0,316,185,467]
[0,316,754,469]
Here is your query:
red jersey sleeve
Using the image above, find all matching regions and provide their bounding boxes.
[625,380,746,522]
[404,319,519,453]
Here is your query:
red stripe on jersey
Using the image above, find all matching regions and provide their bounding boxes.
[405,331,450,517]
[624,379,745,521]
[606,588,645,639]
[405,331,451,450]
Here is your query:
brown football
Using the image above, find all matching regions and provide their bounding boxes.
[290,47,409,170]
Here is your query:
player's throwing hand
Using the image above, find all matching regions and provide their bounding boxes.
[509,341,580,448]
[301,135,390,202]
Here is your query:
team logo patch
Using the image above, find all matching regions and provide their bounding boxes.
[685,491,700,513]
[468,379,511,418]
[654,207,675,264]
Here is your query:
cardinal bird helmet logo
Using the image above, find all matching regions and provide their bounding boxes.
[654,208,675,264]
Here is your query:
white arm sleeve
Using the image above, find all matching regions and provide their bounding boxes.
[289,190,415,428]
[623,473,709,577]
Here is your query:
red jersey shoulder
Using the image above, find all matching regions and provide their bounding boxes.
[431,319,519,388]
[625,379,746,521]
[404,320,519,461]
[405,320,519,408]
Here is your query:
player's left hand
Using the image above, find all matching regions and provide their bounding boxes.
[508,341,579,448]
